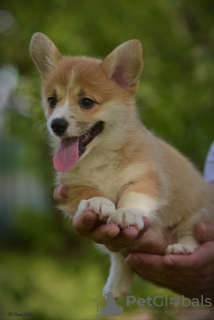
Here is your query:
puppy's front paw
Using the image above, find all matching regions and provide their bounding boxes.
[107,208,144,230]
[75,197,115,221]
[166,243,197,255]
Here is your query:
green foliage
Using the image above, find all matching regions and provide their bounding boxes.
[1,0,213,170]
[13,209,66,252]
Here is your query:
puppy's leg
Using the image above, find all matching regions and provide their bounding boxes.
[103,251,134,300]
[108,172,164,229]
[166,237,198,255]
[166,213,201,255]
[105,183,163,299]
[108,192,163,230]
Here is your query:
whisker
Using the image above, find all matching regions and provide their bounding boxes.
[32,119,46,131]
[33,119,49,140]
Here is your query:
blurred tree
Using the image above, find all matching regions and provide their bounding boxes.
[0,0,213,172]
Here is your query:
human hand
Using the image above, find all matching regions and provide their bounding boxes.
[53,185,172,254]
[126,221,214,299]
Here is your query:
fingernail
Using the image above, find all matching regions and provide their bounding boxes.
[164,258,174,266]
[107,231,118,238]
[143,217,150,230]
[54,188,62,200]
[201,223,208,239]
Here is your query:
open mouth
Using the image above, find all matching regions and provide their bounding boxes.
[78,121,104,157]
[53,121,104,172]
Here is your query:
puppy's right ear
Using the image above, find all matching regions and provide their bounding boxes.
[30,32,62,79]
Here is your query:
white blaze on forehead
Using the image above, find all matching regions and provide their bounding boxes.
[69,69,75,88]
[67,69,81,98]
[46,70,77,136]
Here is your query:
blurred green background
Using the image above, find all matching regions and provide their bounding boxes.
[0,0,213,319]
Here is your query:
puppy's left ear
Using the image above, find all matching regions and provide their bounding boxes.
[100,40,143,90]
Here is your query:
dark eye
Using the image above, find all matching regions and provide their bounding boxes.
[80,98,95,109]
[48,97,57,108]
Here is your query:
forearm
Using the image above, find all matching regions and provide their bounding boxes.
[204,141,214,183]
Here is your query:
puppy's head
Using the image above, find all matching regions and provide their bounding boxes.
[30,33,143,172]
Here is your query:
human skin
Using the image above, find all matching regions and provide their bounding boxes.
[126,220,214,299]
[126,181,214,300]
[54,181,214,300]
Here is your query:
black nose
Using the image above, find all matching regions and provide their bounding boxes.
[51,118,68,136]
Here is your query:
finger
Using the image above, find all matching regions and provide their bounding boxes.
[105,228,140,252]
[90,223,120,243]
[106,227,139,248]
[194,222,214,242]
[126,254,194,289]
[135,217,150,240]
[134,268,191,292]
[53,185,68,201]
[125,253,165,270]
[105,218,150,249]
[163,241,214,268]
[134,269,168,287]
[72,211,98,236]
[129,227,170,255]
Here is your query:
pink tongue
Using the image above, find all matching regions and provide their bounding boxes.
[53,137,79,172]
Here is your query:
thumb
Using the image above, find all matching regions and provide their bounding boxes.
[53,185,68,202]
[194,222,214,242]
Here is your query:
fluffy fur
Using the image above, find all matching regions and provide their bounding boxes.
[30,33,213,299]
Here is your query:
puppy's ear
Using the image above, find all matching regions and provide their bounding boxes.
[100,40,143,90]
[30,32,62,79]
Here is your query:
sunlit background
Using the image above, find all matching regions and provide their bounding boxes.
[0,1,213,319]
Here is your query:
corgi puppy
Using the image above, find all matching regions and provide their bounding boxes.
[30,33,213,299]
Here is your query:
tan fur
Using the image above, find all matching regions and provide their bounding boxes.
[58,185,104,214]
[124,171,163,199]
[30,33,213,299]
